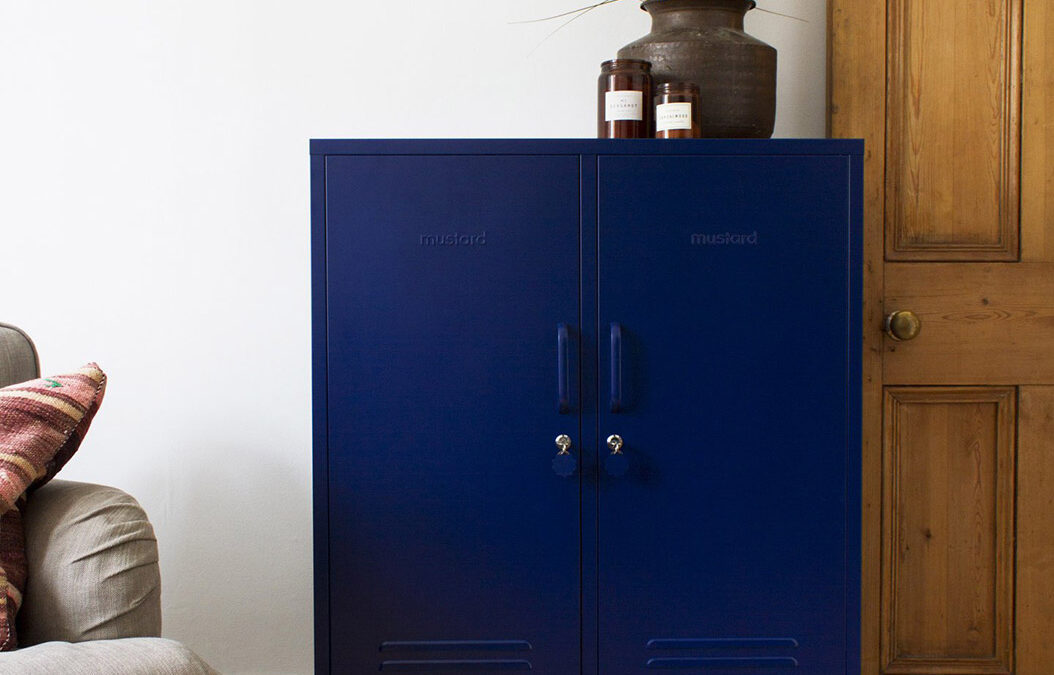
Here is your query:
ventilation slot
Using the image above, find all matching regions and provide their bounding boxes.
[380,640,534,671]
[645,637,800,669]
[645,656,798,669]
[647,638,799,650]
[381,641,532,652]
[380,660,532,671]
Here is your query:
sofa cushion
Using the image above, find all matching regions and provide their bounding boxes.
[0,365,107,650]
[0,637,219,674]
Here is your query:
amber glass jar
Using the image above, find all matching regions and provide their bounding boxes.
[655,82,702,139]
[598,59,652,138]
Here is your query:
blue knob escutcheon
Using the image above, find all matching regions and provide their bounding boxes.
[552,452,577,478]
[604,451,629,477]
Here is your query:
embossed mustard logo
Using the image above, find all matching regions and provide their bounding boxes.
[419,232,487,247]
[690,231,759,246]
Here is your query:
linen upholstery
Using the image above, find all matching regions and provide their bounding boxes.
[0,324,38,389]
[0,637,218,674]
[19,480,161,646]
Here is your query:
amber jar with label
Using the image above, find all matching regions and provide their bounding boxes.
[598,59,653,139]
[655,82,702,139]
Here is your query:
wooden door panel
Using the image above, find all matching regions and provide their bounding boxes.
[884,264,1054,384]
[1021,2,1054,262]
[882,388,1015,674]
[885,0,1021,261]
[1016,388,1054,674]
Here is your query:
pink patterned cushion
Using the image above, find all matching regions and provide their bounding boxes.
[0,364,107,650]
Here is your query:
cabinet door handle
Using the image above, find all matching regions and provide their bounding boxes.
[557,324,570,414]
[610,322,623,413]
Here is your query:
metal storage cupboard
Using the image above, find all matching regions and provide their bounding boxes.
[311,139,863,674]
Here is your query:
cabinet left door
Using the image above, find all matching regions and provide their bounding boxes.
[321,154,583,673]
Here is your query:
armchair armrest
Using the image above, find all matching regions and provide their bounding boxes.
[18,480,162,646]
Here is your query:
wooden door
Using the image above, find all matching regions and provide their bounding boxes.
[829,2,1054,674]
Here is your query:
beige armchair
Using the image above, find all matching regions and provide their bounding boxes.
[0,323,216,674]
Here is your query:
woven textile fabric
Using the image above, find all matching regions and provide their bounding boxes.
[0,364,106,650]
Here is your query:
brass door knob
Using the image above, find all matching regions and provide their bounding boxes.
[885,310,922,341]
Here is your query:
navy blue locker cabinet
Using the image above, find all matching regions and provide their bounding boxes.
[311,139,863,675]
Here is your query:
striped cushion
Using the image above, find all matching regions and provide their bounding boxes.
[0,364,107,650]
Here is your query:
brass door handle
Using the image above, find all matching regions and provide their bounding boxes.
[885,310,922,341]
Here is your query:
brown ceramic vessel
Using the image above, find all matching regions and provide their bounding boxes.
[618,0,777,138]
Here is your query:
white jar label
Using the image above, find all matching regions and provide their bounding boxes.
[605,90,644,122]
[656,102,693,132]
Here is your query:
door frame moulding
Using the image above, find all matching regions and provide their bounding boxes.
[828,1,887,673]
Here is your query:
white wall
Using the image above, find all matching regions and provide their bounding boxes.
[0,2,826,672]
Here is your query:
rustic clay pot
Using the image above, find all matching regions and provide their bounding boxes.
[618,0,777,138]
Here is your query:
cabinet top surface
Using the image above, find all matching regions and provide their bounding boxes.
[310,138,864,157]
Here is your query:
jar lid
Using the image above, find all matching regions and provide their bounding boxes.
[600,58,652,72]
[656,82,700,95]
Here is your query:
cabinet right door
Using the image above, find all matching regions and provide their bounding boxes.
[597,154,858,674]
